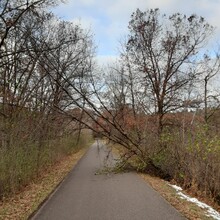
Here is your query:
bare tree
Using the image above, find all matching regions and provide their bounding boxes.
[0,0,61,51]
[201,53,220,123]
[0,0,97,196]
[122,9,213,134]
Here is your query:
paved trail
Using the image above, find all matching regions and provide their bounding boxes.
[31,141,186,220]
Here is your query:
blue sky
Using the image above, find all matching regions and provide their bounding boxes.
[52,0,220,64]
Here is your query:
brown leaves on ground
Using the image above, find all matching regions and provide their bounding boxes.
[0,149,88,220]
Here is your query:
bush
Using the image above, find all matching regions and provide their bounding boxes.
[154,125,220,203]
[0,130,92,199]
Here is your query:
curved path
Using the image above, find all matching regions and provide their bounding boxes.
[31,141,186,220]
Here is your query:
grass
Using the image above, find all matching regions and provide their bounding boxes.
[0,131,91,197]
[140,174,220,220]
[0,130,93,220]
[110,142,220,219]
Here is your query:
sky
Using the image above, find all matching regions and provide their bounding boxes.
[52,0,220,65]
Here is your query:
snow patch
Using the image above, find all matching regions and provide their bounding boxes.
[169,184,220,220]
[171,184,183,192]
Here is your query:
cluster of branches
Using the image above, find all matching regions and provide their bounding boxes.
[0,0,95,149]
[50,10,220,191]
[72,9,220,200]
[0,0,97,197]
[90,9,220,199]
[79,9,220,163]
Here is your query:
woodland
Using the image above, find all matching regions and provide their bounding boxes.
[0,0,220,205]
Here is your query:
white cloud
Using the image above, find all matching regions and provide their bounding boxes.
[77,0,96,7]
[70,16,98,31]
[53,0,220,61]
[96,55,119,66]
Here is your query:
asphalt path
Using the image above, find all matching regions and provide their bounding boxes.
[31,141,186,220]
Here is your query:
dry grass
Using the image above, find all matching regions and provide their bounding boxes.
[140,174,219,220]
[109,141,220,220]
[0,147,89,220]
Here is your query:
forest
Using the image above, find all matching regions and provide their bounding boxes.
[0,0,220,205]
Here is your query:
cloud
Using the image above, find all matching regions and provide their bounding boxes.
[70,16,99,31]
[105,0,174,18]
[96,55,119,66]
[52,0,220,60]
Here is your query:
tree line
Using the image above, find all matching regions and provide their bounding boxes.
[0,0,94,197]
[87,9,220,203]
[0,1,220,204]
